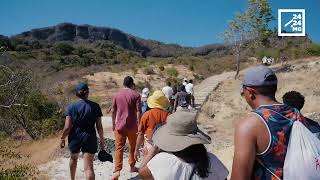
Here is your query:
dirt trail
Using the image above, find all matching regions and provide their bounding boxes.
[38,57,320,179]
[38,68,233,179]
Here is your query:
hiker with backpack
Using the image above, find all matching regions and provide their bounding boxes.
[134,90,171,162]
[282,91,320,139]
[60,83,105,180]
[174,84,191,112]
[230,66,307,180]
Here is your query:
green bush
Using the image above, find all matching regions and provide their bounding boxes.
[166,67,178,77]
[143,67,155,75]
[158,65,165,71]
[0,165,37,179]
[54,42,74,56]
[74,46,94,57]
[0,68,63,139]
[306,44,320,56]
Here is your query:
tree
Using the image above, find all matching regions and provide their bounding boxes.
[0,64,62,139]
[246,0,275,46]
[54,42,74,56]
[224,0,274,78]
[224,13,252,78]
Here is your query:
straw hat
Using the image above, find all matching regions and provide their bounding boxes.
[153,111,211,152]
[147,90,170,110]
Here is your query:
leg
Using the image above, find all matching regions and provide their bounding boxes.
[83,153,95,180]
[70,153,79,180]
[127,127,138,172]
[113,130,127,179]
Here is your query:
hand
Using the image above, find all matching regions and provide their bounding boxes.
[60,139,65,148]
[134,149,140,162]
[100,139,105,150]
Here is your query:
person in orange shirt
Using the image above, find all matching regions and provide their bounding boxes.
[134,90,170,162]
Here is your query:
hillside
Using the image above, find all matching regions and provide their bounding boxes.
[0,23,232,58]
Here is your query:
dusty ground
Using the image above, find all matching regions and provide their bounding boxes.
[83,64,196,113]
[198,57,320,171]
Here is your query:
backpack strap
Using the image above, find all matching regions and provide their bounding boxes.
[256,160,282,180]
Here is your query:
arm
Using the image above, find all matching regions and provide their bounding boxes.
[136,96,142,122]
[139,146,160,168]
[174,94,178,112]
[139,166,154,180]
[96,117,105,149]
[111,98,117,131]
[60,116,73,148]
[139,146,160,179]
[134,132,144,161]
[230,115,257,180]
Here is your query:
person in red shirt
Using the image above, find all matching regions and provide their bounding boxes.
[134,90,170,162]
[111,76,141,180]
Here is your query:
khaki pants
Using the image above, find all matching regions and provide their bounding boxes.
[114,126,138,172]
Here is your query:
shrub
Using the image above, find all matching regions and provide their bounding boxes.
[0,68,63,139]
[16,44,30,51]
[143,67,155,75]
[166,67,178,77]
[189,64,194,71]
[135,81,152,92]
[0,138,38,179]
[0,165,37,179]
[306,44,320,56]
[158,65,165,71]
[54,42,74,56]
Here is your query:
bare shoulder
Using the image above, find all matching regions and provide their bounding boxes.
[235,113,262,136]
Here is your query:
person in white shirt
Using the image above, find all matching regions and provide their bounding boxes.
[162,82,173,100]
[185,80,195,107]
[183,78,188,86]
[138,112,229,180]
[162,81,174,111]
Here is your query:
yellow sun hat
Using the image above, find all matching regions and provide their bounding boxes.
[147,90,170,110]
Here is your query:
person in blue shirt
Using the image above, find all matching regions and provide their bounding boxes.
[60,83,105,180]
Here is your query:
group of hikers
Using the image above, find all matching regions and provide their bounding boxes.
[60,65,320,180]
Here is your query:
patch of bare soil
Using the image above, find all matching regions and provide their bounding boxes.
[83,64,196,114]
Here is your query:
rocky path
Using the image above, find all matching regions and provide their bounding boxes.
[38,71,234,180]
[193,72,234,110]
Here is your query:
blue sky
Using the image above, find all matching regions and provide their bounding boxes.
[0,0,318,47]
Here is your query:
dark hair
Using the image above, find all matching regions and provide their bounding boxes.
[123,76,134,88]
[76,89,89,99]
[167,81,171,86]
[172,144,210,178]
[178,84,186,92]
[282,91,305,110]
[189,80,193,83]
[248,75,278,97]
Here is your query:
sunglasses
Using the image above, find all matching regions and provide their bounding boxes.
[240,85,248,96]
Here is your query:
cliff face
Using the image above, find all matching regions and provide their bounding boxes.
[9,23,231,57]
[13,23,150,54]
